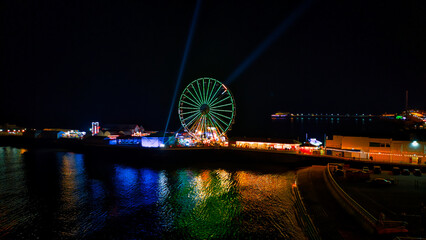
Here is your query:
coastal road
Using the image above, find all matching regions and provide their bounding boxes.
[341,170,426,236]
[297,166,376,240]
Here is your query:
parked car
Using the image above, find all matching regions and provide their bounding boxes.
[370,178,392,186]
[373,166,382,174]
[346,170,369,181]
[402,169,410,176]
[414,169,422,176]
[392,167,401,175]
[362,166,369,173]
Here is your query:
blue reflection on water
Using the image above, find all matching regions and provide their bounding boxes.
[139,169,158,206]
[0,148,304,239]
[114,166,140,215]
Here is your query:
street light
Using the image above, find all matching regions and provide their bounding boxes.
[411,141,419,148]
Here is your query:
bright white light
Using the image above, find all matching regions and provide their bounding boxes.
[160,144,165,147]
[411,141,419,147]
[309,138,322,147]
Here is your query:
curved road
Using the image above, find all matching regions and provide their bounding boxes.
[297,166,376,240]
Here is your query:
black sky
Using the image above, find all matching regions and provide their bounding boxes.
[1,0,425,133]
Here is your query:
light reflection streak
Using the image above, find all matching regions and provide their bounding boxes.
[157,171,174,231]
[58,152,108,238]
[139,168,158,206]
[113,166,140,216]
[58,153,89,237]
[0,147,31,238]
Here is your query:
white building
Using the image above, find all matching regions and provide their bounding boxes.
[326,135,425,164]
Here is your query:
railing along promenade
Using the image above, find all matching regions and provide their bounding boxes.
[323,163,408,235]
[292,179,321,240]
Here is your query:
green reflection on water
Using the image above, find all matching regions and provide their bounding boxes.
[160,169,301,239]
[171,170,241,239]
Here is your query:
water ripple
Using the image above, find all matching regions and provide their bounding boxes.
[0,147,305,239]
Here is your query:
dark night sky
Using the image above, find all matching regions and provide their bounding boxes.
[1,0,425,133]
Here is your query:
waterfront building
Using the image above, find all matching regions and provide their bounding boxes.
[38,129,66,139]
[38,129,86,139]
[299,142,317,154]
[109,136,142,146]
[231,138,301,150]
[326,135,425,164]
[98,124,143,139]
[141,132,175,148]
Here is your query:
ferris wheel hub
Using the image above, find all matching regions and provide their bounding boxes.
[200,104,210,115]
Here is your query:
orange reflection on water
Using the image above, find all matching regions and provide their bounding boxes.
[236,171,290,201]
[234,171,297,237]
[58,153,86,237]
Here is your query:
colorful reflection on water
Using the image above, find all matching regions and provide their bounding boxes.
[0,147,304,239]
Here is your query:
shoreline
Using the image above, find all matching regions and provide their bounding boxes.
[1,136,425,171]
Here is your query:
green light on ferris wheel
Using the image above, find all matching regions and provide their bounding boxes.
[178,77,236,140]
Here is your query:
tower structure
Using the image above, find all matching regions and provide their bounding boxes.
[91,122,100,135]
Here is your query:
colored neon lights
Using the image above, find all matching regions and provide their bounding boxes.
[178,78,235,141]
[91,122,99,135]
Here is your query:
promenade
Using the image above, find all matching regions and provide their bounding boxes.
[297,164,426,239]
[339,170,426,236]
[296,166,376,240]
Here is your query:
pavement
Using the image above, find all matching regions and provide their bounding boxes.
[339,169,426,237]
[296,166,376,240]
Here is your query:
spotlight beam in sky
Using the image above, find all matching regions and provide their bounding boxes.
[164,0,202,135]
[225,0,313,85]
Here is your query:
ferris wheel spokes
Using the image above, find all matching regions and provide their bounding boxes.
[209,114,226,134]
[207,84,222,105]
[178,77,235,140]
[183,93,201,106]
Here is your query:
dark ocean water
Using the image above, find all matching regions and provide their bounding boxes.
[0,147,304,239]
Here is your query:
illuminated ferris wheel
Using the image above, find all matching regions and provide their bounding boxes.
[178,77,236,141]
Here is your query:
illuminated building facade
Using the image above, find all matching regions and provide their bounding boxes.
[299,142,317,154]
[98,124,144,139]
[141,133,175,148]
[109,137,142,146]
[91,122,100,136]
[232,138,301,151]
[39,129,86,139]
[326,135,426,164]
